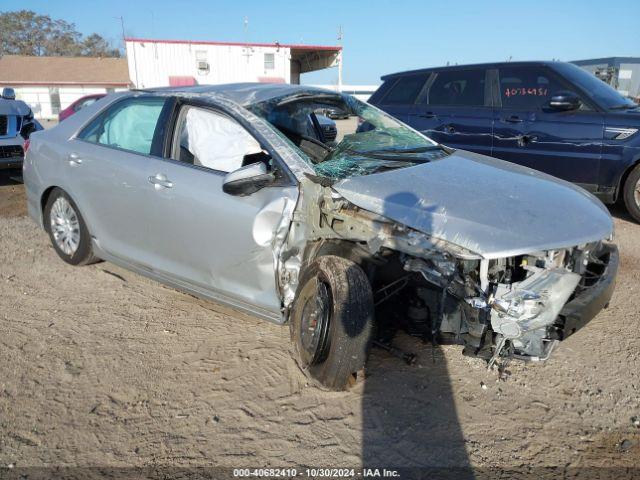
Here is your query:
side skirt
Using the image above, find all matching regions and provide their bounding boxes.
[92,241,285,325]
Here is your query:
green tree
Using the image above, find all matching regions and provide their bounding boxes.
[0,10,120,57]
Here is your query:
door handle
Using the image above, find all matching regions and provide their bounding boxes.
[148,173,173,189]
[503,115,523,123]
[444,125,456,134]
[68,152,82,166]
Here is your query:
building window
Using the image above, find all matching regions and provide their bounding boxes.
[49,87,61,115]
[264,53,275,70]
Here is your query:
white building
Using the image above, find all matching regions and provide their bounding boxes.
[125,37,342,89]
[0,55,131,119]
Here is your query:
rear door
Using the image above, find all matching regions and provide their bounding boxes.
[492,65,604,188]
[407,68,493,156]
[68,95,171,267]
[371,73,430,124]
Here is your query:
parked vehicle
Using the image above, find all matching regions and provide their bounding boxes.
[24,84,618,390]
[369,61,640,222]
[324,106,350,120]
[58,94,106,122]
[0,88,42,170]
[315,114,337,142]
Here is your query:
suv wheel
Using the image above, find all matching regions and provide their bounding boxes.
[289,255,374,391]
[44,188,99,265]
[623,164,640,223]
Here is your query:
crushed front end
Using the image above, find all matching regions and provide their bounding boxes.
[455,241,618,364]
[278,188,618,367]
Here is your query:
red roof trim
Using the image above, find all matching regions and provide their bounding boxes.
[2,81,130,86]
[125,37,341,52]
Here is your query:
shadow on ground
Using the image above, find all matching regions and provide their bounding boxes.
[362,335,474,479]
[359,190,475,479]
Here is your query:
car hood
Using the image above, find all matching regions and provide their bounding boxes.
[332,150,614,259]
[0,99,31,116]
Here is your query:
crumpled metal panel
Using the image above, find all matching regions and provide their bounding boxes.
[333,149,614,259]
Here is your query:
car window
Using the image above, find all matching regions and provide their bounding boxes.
[426,69,486,106]
[171,106,263,173]
[79,97,166,155]
[499,66,579,110]
[380,74,429,105]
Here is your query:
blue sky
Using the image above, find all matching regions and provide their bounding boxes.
[4,0,640,85]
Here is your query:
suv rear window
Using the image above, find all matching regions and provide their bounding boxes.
[427,69,486,106]
[380,74,428,105]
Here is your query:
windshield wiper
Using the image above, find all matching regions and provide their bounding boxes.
[340,147,434,162]
[358,145,442,155]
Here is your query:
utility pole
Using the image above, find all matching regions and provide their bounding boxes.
[242,16,253,63]
[337,25,343,92]
[115,16,126,57]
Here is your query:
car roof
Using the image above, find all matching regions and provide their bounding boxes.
[141,82,341,107]
[381,60,564,80]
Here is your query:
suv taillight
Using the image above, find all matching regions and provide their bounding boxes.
[23,138,30,154]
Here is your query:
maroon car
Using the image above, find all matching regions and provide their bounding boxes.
[58,94,106,122]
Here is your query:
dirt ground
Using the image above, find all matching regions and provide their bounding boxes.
[0,169,639,478]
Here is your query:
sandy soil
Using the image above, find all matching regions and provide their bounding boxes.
[1,171,639,478]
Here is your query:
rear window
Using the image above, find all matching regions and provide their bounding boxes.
[79,97,167,155]
[379,74,429,105]
[426,69,487,106]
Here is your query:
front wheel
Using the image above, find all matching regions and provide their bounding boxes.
[289,255,374,391]
[44,188,99,266]
[623,164,640,223]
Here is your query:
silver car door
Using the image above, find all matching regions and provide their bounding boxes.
[135,105,298,315]
[65,96,171,267]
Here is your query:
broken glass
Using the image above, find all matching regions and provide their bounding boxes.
[248,92,449,182]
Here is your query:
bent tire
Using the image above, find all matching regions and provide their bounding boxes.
[44,188,99,266]
[290,255,374,391]
[623,164,640,223]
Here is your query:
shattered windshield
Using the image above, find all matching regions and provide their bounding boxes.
[248,93,449,181]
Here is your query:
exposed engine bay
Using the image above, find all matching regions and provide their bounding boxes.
[286,196,616,367]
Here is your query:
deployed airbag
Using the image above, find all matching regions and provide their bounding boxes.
[183,108,262,172]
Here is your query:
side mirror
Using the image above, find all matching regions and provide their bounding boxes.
[549,91,581,111]
[222,162,275,196]
[2,87,16,100]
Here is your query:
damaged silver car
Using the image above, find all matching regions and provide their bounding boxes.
[23,84,618,390]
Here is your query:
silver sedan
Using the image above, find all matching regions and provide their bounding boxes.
[23,84,618,390]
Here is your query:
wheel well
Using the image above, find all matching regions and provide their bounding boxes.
[40,186,59,224]
[303,239,379,279]
[617,159,640,202]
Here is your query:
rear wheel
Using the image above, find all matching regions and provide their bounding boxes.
[623,164,640,223]
[290,255,374,391]
[44,188,98,266]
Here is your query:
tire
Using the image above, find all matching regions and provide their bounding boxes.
[44,188,99,266]
[623,164,640,223]
[289,255,374,391]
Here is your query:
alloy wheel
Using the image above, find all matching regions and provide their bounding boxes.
[50,197,81,256]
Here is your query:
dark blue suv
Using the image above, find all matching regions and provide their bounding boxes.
[369,61,640,222]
